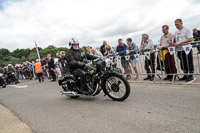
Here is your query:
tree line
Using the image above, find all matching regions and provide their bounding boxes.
[0,45,89,67]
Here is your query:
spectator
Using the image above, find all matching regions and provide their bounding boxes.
[193,28,200,54]
[56,53,62,65]
[55,52,63,77]
[47,54,56,82]
[41,58,46,66]
[174,19,194,82]
[91,48,103,60]
[15,64,20,82]
[45,57,51,78]
[159,25,177,81]
[104,45,115,58]
[100,40,107,55]
[56,53,61,58]
[86,47,93,55]
[26,61,34,80]
[32,61,37,79]
[34,59,44,83]
[60,51,70,76]
[41,58,48,77]
[116,39,131,80]
[140,34,155,81]
[126,38,139,80]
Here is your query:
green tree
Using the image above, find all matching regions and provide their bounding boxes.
[57,47,68,53]
[0,48,11,57]
[28,52,37,62]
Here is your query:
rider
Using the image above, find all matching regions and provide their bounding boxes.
[7,64,15,73]
[66,38,98,94]
[5,64,16,84]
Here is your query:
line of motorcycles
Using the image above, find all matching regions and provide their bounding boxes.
[0,72,19,88]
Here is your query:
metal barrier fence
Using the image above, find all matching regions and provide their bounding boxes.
[105,41,200,84]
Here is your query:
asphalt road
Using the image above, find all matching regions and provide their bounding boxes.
[0,79,200,133]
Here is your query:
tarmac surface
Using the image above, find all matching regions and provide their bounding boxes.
[0,78,200,133]
[0,104,32,133]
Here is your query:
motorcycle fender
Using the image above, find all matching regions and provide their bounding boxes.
[103,70,123,77]
[58,75,75,86]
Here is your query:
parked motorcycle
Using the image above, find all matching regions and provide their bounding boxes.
[0,73,6,88]
[58,58,130,101]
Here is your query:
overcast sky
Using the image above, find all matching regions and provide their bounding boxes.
[0,0,200,51]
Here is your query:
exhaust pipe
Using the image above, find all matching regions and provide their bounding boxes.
[60,90,81,96]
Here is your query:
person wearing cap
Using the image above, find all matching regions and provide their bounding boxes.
[174,19,194,82]
[116,38,131,80]
[140,34,155,81]
[159,25,177,81]
[34,59,44,83]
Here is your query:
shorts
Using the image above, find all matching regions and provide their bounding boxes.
[130,59,138,67]
[121,60,129,68]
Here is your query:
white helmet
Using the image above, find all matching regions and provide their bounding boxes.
[69,38,79,48]
[8,64,12,67]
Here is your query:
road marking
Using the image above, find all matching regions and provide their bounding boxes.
[7,85,28,88]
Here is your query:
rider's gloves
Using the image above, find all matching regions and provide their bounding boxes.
[85,62,92,67]
[76,61,85,68]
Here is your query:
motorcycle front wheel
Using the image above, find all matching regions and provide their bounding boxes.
[102,73,130,101]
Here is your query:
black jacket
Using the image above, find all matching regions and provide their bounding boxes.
[100,44,106,55]
[41,60,46,66]
[193,30,200,41]
[60,55,67,63]
[66,48,97,71]
[48,58,55,69]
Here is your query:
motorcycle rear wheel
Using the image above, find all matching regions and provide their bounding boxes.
[69,96,80,98]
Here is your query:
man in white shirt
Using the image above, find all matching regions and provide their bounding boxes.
[159,25,177,81]
[91,48,104,60]
[140,34,155,81]
[174,19,194,82]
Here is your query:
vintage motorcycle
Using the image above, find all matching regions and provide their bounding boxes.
[58,58,130,101]
[6,71,18,84]
[0,73,6,88]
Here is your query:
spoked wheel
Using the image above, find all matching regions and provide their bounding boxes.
[103,74,130,101]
